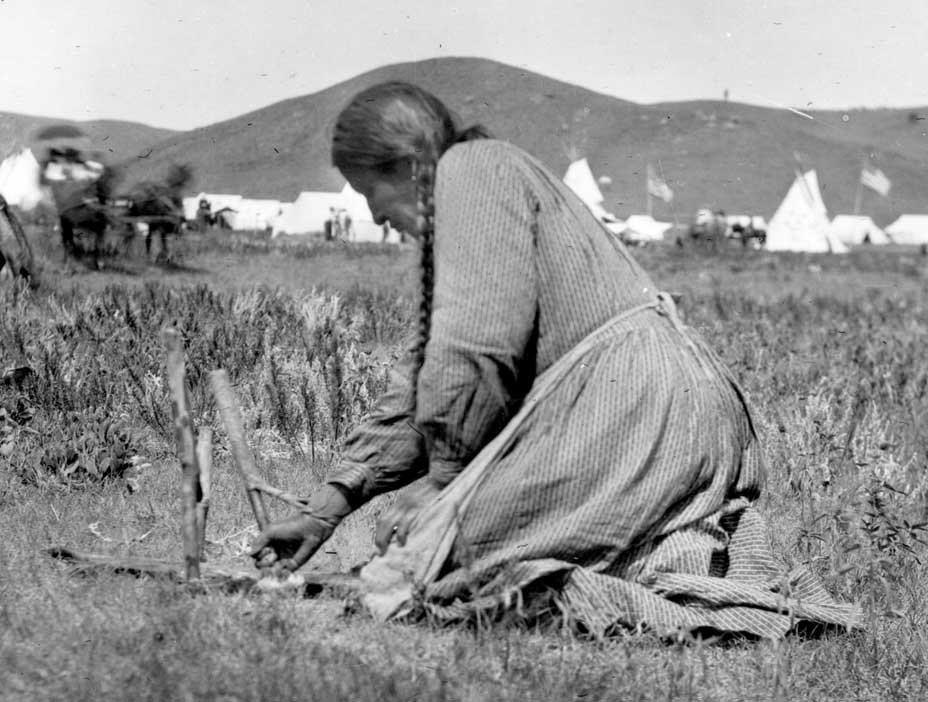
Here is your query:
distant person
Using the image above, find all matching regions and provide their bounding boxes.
[341,211,354,241]
[251,81,858,638]
[195,199,214,231]
[328,206,340,240]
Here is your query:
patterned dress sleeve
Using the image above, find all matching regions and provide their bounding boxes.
[325,347,428,505]
[416,143,539,487]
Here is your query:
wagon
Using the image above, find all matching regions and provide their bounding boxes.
[62,198,185,265]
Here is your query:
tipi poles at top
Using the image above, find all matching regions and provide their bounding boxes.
[792,151,816,207]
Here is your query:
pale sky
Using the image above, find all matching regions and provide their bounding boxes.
[1,0,925,130]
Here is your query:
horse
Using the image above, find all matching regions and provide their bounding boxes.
[123,163,192,262]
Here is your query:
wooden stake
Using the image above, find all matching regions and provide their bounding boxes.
[195,428,212,562]
[209,369,270,531]
[163,327,201,581]
[46,546,360,596]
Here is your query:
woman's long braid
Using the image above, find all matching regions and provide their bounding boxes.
[412,158,436,391]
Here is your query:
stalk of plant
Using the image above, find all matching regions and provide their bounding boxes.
[163,327,203,581]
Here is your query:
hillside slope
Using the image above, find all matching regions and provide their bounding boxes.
[118,57,928,223]
[0,113,176,164]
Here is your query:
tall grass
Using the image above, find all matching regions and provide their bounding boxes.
[1,241,927,700]
[0,281,412,488]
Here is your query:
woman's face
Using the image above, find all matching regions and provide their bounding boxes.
[342,162,419,236]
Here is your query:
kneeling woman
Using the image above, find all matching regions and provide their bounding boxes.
[251,82,857,638]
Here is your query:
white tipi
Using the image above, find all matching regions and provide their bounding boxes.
[564,159,607,217]
[563,158,624,234]
[0,148,46,211]
[766,170,847,253]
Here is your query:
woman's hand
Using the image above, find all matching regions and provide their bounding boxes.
[249,512,334,574]
[374,478,443,555]
[249,483,353,574]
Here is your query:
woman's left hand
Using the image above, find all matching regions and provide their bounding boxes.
[374,478,443,555]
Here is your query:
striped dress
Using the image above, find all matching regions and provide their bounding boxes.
[329,140,858,638]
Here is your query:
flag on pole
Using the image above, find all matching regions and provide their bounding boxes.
[646,164,674,203]
[860,166,891,196]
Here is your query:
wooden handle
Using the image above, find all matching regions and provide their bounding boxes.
[209,369,270,531]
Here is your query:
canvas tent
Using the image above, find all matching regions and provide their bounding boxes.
[885,215,928,245]
[828,215,889,246]
[276,202,294,222]
[563,158,624,235]
[230,199,282,231]
[271,190,344,237]
[765,170,847,253]
[0,148,45,211]
[271,183,400,242]
[622,215,672,243]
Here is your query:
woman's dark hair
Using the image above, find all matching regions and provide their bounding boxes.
[332,82,491,393]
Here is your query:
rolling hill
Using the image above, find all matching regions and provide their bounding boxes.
[0,112,176,164]
[67,57,928,223]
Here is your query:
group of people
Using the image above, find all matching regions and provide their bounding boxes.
[250,81,859,639]
[324,206,354,241]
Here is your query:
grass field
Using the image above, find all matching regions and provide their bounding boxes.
[2,229,927,701]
